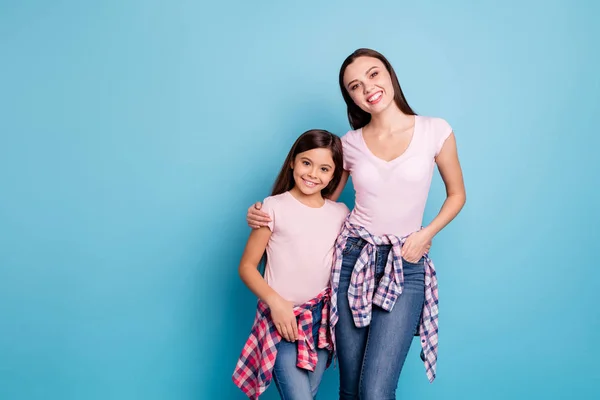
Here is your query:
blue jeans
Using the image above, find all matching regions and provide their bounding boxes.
[336,237,425,400]
[272,300,329,400]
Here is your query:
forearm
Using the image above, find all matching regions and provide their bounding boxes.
[422,192,466,239]
[327,170,349,202]
[327,191,341,202]
[239,263,282,307]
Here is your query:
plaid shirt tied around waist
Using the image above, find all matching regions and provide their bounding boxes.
[329,219,440,383]
[232,288,333,399]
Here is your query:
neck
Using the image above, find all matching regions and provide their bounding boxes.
[367,104,413,133]
[289,187,325,208]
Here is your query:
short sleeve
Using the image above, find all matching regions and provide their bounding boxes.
[341,130,361,172]
[338,202,350,216]
[434,118,453,156]
[332,201,350,225]
[261,196,276,232]
[341,133,350,171]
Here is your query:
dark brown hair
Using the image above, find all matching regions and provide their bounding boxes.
[338,48,416,130]
[271,129,343,198]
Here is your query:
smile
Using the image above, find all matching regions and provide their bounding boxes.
[367,91,383,104]
[302,179,318,188]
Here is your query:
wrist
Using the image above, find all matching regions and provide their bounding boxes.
[421,226,436,240]
[264,293,281,308]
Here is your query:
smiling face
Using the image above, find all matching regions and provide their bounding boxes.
[342,56,396,116]
[290,147,335,197]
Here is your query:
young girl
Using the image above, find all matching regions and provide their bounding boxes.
[232,129,350,400]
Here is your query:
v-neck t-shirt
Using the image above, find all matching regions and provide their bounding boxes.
[341,115,453,237]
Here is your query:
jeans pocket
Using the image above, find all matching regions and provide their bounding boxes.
[401,256,424,265]
[401,257,426,282]
[342,237,360,255]
[340,240,362,284]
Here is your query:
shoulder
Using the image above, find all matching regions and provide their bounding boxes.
[341,128,361,145]
[326,200,350,217]
[262,193,292,232]
[417,116,454,155]
[262,192,290,211]
[418,115,453,135]
[340,129,363,166]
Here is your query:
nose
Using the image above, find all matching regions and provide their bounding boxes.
[308,166,318,178]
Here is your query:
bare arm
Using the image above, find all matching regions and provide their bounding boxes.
[423,133,466,237]
[402,133,466,262]
[327,170,350,202]
[238,227,298,341]
[238,227,278,304]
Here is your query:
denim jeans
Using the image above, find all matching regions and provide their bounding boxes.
[272,300,329,400]
[336,237,425,400]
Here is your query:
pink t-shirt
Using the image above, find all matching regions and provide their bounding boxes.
[262,191,350,304]
[342,115,453,238]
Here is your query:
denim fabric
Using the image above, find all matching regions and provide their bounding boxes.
[272,300,329,400]
[336,237,425,400]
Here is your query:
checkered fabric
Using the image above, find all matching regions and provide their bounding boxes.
[329,219,440,383]
[232,288,332,399]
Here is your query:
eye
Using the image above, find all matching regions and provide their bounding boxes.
[303,161,310,166]
[321,167,329,172]
[370,71,378,78]
[350,83,360,91]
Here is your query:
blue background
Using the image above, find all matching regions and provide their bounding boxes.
[1,0,598,399]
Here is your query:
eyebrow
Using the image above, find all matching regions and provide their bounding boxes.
[346,66,379,88]
[301,157,332,169]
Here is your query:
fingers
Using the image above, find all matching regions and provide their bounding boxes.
[249,208,271,224]
[247,216,270,228]
[247,203,271,229]
[278,324,290,342]
[402,242,414,263]
[251,215,272,224]
[247,217,270,229]
[279,323,297,342]
[290,321,298,341]
[276,320,298,342]
[247,219,262,229]
[284,320,297,342]
[402,247,420,263]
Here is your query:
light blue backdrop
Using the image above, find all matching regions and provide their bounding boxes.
[1,0,598,399]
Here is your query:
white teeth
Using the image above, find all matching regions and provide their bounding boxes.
[368,92,382,102]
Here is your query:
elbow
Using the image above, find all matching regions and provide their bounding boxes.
[449,190,466,209]
[458,191,466,209]
[238,263,248,281]
[238,261,256,283]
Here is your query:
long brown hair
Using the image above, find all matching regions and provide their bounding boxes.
[338,48,416,130]
[271,129,343,198]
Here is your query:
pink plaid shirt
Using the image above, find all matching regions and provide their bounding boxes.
[329,219,440,383]
[232,288,333,399]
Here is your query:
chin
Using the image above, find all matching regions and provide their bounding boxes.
[301,189,321,196]
[372,95,394,109]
